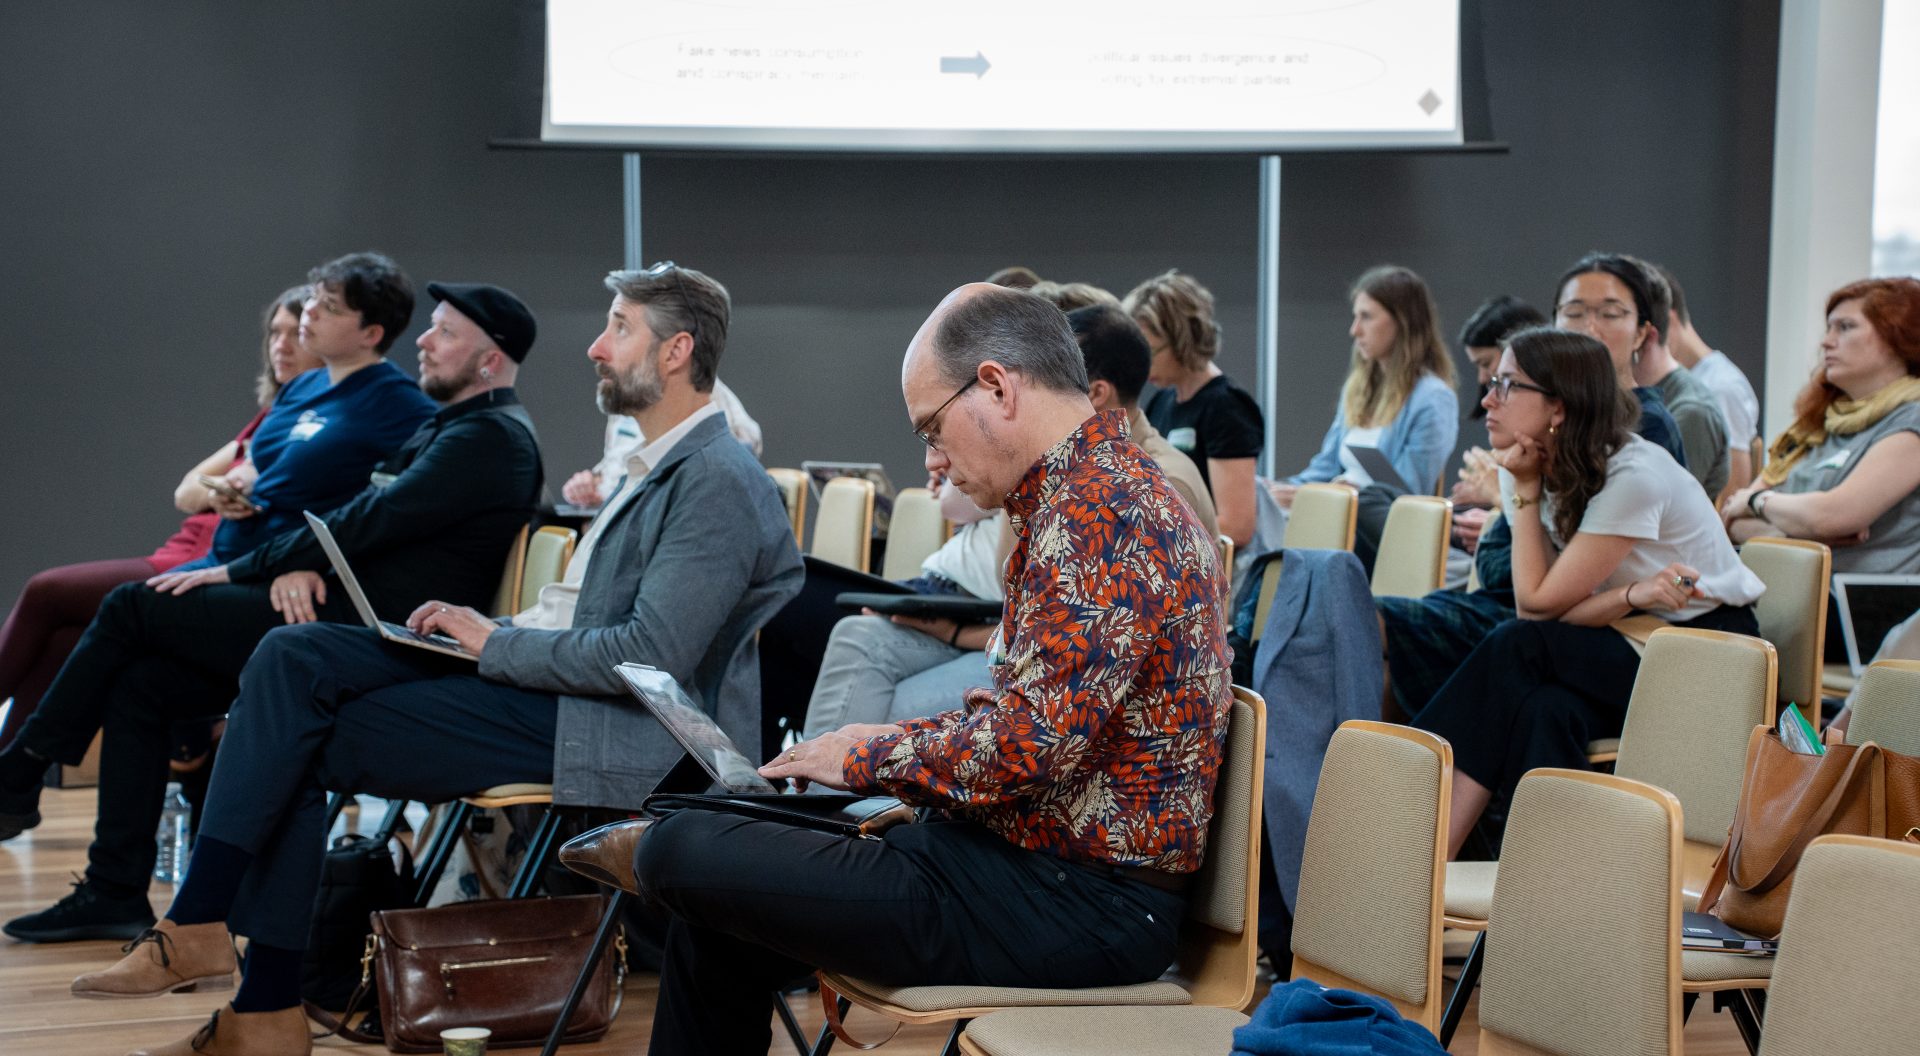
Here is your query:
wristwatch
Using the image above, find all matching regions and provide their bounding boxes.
[1747,490,1772,520]
[1509,493,1538,511]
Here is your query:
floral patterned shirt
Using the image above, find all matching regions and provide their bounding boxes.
[843,409,1232,873]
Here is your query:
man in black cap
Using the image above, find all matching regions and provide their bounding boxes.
[0,281,546,943]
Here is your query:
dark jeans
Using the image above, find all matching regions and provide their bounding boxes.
[13,580,353,892]
[0,557,156,749]
[636,809,1187,1056]
[195,623,557,949]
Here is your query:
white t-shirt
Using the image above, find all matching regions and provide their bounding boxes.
[1338,425,1387,486]
[1499,433,1765,621]
[592,378,762,495]
[917,511,1007,601]
[1689,351,1760,449]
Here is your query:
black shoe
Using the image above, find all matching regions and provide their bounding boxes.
[0,807,40,842]
[3,878,156,943]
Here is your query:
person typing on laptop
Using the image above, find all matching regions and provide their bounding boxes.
[0,276,544,946]
[602,284,1232,1056]
[64,264,802,1056]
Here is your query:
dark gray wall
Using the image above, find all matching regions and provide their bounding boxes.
[0,1,1776,609]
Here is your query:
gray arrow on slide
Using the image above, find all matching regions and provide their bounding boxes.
[940,52,991,78]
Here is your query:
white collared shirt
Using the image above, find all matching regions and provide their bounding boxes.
[513,402,723,630]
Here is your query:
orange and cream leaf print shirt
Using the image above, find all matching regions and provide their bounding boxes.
[842,409,1232,874]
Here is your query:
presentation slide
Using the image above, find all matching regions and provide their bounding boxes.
[544,0,1462,151]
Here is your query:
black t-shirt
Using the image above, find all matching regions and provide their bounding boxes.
[1143,374,1265,489]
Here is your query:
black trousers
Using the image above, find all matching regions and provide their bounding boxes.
[1412,604,1760,806]
[196,623,557,949]
[635,808,1187,1056]
[14,580,353,892]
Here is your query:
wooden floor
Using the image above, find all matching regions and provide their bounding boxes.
[0,787,1756,1054]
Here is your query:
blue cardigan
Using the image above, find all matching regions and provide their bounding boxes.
[1286,373,1459,495]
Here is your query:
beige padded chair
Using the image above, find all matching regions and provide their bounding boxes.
[488,524,531,617]
[1370,496,1453,599]
[880,486,949,580]
[811,476,876,572]
[516,526,577,612]
[957,1005,1249,1056]
[1475,769,1684,1056]
[1217,534,1233,574]
[818,687,1266,1052]
[1290,721,1451,1032]
[1441,628,1777,1043]
[1282,482,1358,552]
[1738,537,1830,712]
[767,467,809,545]
[1843,658,1920,752]
[1757,835,1920,1055]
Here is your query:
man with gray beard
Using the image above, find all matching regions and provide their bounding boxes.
[61,264,803,1056]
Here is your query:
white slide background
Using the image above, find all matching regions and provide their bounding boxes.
[544,0,1461,150]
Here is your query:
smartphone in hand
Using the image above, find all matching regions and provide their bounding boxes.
[199,474,266,512]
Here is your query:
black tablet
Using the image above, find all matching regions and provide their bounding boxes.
[835,592,1003,623]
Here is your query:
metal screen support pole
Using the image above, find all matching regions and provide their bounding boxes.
[623,153,643,270]
[1255,155,1281,476]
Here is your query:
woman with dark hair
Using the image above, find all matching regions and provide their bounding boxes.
[1551,252,1687,466]
[1411,327,1763,856]
[0,286,318,748]
[1722,277,1920,658]
[1126,269,1263,548]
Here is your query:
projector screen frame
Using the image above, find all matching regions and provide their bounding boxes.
[536,0,1491,155]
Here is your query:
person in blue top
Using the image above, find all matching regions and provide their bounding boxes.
[1270,265,1460,572]
[178,252,435,567]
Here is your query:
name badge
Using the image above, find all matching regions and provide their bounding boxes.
[1167,426,1198,453]
[289,411,328,442]
[368,472,398,488]
[1816,449,1851,470]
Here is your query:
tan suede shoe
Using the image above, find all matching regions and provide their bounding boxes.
[556,816,656,895]
[129,1004,310,1056]
[71,919,236,999]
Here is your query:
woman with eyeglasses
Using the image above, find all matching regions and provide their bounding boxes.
[1409,326,1763,858]
[1721,276,1920,667]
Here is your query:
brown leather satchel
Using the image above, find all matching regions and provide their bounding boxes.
[1698,725,1920,937]
[316,894,626,1052]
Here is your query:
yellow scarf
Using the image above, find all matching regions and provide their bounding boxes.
[1761,375,1920,486]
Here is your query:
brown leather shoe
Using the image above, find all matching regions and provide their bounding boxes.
[557,816,656,895]
[71,919,236,999]
[129,1004,310,1056]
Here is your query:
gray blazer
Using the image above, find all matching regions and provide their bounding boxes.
[478,414,803,808]
[1253,548,1382,911]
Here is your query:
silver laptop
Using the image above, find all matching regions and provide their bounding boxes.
[301,511,477,661]
[1832,573,1920,676]
[1345,444,1412,494]
[613,662,776,793]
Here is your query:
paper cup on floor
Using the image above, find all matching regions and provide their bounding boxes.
[441,1026,492,1055]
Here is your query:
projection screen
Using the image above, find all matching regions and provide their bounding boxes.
[543,0,1463,151]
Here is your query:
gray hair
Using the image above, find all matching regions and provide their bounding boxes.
[930,288,1089,395]
[603,265,731,392]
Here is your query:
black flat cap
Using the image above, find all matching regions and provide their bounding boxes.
[426,282,537,363]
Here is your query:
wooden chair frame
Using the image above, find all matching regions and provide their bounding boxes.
[768,467,810,546]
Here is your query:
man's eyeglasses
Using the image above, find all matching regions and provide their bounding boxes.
[1488,374,1556,405]
[642,260,699,344]
[912,377,979,450]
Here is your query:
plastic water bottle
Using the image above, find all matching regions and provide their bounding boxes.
[153,783,192,885]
